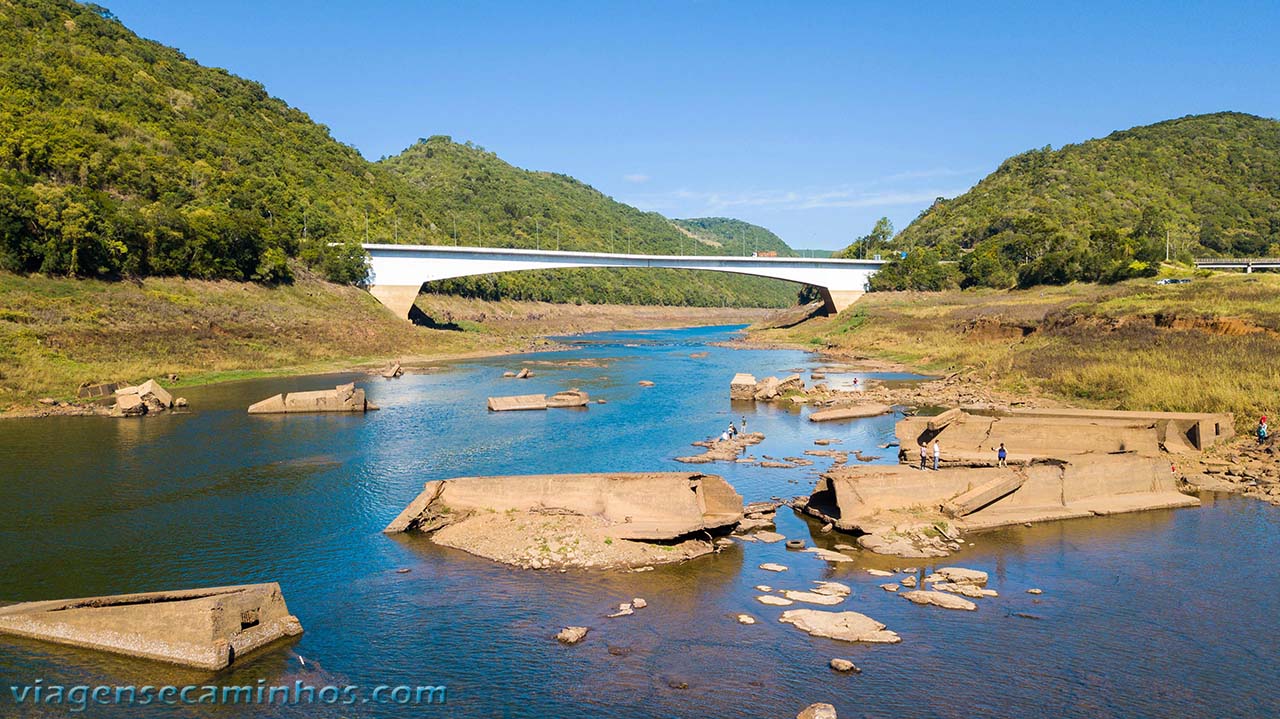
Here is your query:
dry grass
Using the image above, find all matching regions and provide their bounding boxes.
[757,273,1280,429]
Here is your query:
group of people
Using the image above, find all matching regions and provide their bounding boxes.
[718,417,747,442]
[917,440,1008,470]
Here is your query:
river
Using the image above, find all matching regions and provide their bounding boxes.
[1,325,1277,718]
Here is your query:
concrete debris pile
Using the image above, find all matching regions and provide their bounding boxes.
[248,382,377,414]
[111,379,185,417]
[487,389,591,412]
[0,583,302,670]
[383,472,744,569]
[381,361,404,379]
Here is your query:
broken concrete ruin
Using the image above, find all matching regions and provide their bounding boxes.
[730,373,757,401]
[381,361,404,379]
[110,379,177,417]
[0,583,302,670]
[730,373,808,402]
[487,389,591,411]
[384,472,744,569]
[896,407,1234,463]
[799,407,1233,556]
[386,471,742,540]
[248,383,377,414]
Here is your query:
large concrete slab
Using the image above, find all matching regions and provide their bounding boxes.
[0,583,302,670]
[248,383,375,414]
[384,472,743,540]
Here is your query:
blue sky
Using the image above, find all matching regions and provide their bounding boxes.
[100,1,1279,250]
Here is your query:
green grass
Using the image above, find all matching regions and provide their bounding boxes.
[757,272,1280,430]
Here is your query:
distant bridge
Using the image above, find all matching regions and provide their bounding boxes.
[362,244,885,319]
[1194,257,1280,273]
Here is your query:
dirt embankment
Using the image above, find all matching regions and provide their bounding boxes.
[0,270,773,415]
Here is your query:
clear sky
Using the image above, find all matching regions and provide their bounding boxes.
[98,1,1279,250]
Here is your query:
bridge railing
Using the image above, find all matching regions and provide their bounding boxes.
[1193,257,1280,264]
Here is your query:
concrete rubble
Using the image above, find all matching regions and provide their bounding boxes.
[383,472,743,570]
[676,431,765,464]
[900,590,977,611]
[808,404,893,422]
[381,361,404,378]
[248,383,377,414]
[110,379,178,417]
[798,703,839,719]
[0,583,302,670]
[799,407,1230,557]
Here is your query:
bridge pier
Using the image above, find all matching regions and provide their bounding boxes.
[369,284,423,321]
[819,289,865,315]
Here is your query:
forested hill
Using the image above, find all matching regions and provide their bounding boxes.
[378,138,802,307]
[880,112,1280,289]
[0,0,800,307]
[670,218,794,257]
[0,0,411,283]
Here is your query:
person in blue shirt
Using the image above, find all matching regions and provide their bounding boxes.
[996,443,1007,468]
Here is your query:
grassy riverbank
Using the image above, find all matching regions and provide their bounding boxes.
[0,270,770,412]
[751,273,1280,429]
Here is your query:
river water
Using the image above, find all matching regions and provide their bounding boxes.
[1,325,1277,718]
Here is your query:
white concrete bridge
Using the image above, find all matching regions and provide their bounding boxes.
[362,244,885,319]
[1194,257,1280,273]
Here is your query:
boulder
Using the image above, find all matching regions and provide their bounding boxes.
[757,595,794,606]
[880,583,899,592]
[753,376,781,401]
[779,609,901,644]
[778,374,805,393]
[759,563,788,572]
[174,397,189,408]
[935,567,988,586]
[900,590,977,611]
[556,626,589,644]
[736,614,757,625]
[781,590,844,606]
[798,703,838,719]
[829,658,860,673]
[515,368,532,379]
[632,597,647,609]
[0,583,302,670]
[811,581,851,597]
[730,373,758,401]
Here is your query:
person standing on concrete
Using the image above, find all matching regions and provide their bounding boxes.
[933,440,941,471]
[918,443,928,471]
[997,443,1007,468]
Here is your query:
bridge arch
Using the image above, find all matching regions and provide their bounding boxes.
[361,244,884,320]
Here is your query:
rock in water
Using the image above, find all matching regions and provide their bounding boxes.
[779,609,901,643]
[755,531,786,543]
[607,603,634,618]
[781,590,845,606]
[811,581,851,597]
[866,568,894,577]
[1027,588,1044,595]
[880,583,900,592]
[802,547,854,563]
[900,590,977,611]
[759,563,788,572]
[632,597,647,609]
[756,595,794,606]
[798,703,838,719]
[737,614,757,625]
[936,567,989,586]
[829,658,860,673]
[556,626,589,644]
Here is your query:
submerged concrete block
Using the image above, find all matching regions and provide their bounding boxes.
[0,583,302,670]
[730,373,758,401]
[487,394,548,411]
[248,383,375,414]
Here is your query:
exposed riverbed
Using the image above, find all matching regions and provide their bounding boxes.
[1,325,1277,718]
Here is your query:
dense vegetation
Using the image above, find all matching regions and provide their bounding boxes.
[0,1,800,307]
[380,139,801,306]
[670,217,794,256]
[848,113,1280,290]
